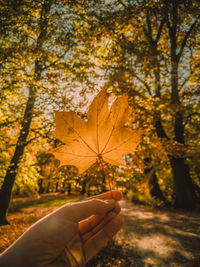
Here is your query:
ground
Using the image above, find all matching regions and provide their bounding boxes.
[88,200,200,267]
[0,194,200,266]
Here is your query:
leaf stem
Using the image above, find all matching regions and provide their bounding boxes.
[97,156,112,192]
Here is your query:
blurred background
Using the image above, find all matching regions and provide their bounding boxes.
[0,0,200,227]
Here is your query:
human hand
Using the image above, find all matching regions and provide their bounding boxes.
[0,191,123,267]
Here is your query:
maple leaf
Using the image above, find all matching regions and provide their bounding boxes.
[51,87,143,173]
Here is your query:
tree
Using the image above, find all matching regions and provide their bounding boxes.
[0,0,55,224]
[0,0,95,225]
[36,152,60,193]
[84,0,200,209]
[54,165,78,194]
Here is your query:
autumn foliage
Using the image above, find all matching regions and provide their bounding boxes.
[0,0,200,225]
[51,87,142,173]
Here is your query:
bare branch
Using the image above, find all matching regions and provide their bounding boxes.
[133,72,152,96]
[177,15,200,61]
[0,119,18,128]
[42,51,68,71]
[155,17,166,43]
[146,10,152,39]
[143,24,152,44]
[144,8,166,46]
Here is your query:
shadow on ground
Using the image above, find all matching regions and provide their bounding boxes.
[87,200,200,267]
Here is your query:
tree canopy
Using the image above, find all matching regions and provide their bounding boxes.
[0,0,200,225]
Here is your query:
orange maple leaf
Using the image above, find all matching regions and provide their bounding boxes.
[51,87,143,173]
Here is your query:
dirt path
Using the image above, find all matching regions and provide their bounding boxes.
[88,200,200,267]
[1,196,200,266]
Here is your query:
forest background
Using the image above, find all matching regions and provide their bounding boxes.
[0,0,200,226]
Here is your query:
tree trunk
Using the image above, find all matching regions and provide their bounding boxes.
[81,180,86,195]
[67,183,71,195]
[0,87,37,225]
[61,179,66,193]
[46,180,51,193]
[142,2,198,209]
[144,158,166,203]
[155,114,197,209]
[55,181,59,192]
[38,179,44,194]
[0,0,52,225]
[170,156,197,209]
[148,171,166,202]
[168,4,198,209]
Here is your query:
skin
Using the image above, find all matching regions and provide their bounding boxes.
[0,191,123,267]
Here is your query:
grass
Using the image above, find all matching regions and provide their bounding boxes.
[9,193,85,211]
[0,193,86,253]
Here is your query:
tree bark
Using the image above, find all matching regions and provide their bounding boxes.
[145,2,198,209]
[166,1,197,209]
[148,170,166,202]
[0,86,37,225]
[0,0,52,225]
[38,179,44,194]
[144,158,167,203]
[170,157,197,209]
[155,114,197,209]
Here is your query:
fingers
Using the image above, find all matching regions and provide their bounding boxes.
[84,214,124,262]
[113,201,121,214]
[49,191,122,224]
[79,214,105,236]
[79,201,121,235]
[89,190,123,202]
[81,212,116,242]
[56,198,116,222]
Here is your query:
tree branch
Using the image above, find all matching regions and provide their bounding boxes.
[155,17,166,43]
[177,15,200,61]
[42,51,68,71]
[133,73,152,96]
[146,10,153,40]
[143,24,153,44]
[0,119,18,128]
